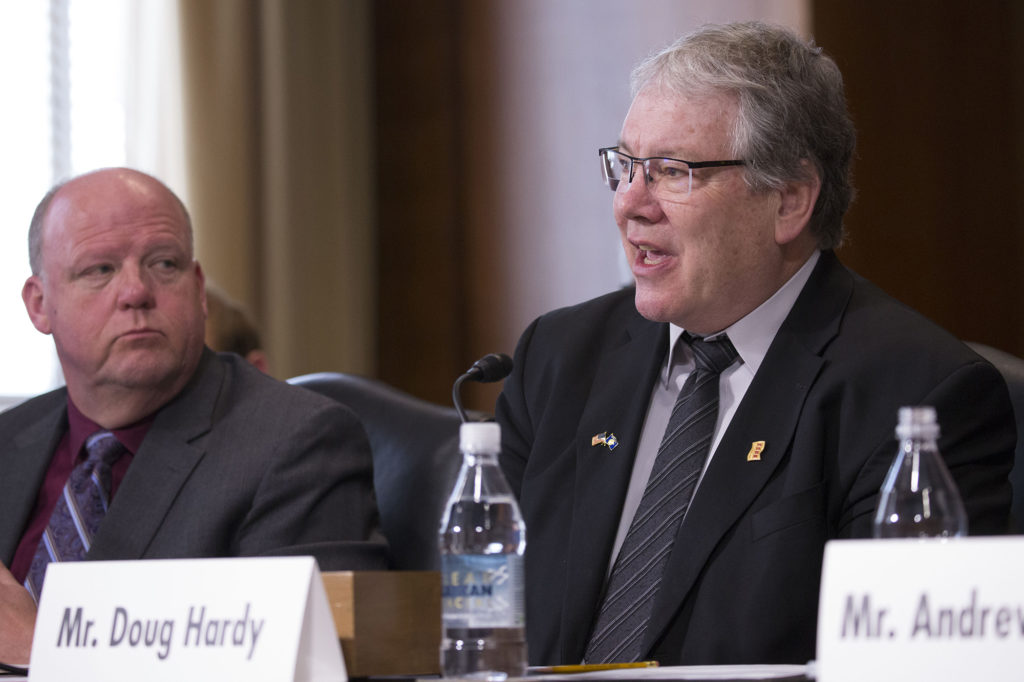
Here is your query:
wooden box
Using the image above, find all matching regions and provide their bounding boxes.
[321,570,441,677]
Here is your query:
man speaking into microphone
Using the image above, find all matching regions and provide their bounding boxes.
[495,21,1014,666]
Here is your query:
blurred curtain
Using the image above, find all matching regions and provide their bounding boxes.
[177,0,375,380]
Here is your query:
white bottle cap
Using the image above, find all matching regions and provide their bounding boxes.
[460,421,501,453]
[896,405,940,440]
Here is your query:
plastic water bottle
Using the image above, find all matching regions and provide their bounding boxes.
[439,422,527,679]
[872,406,968,538]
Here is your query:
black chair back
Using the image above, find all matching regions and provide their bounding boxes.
[968,342,1024,532]
[288,372,464,570]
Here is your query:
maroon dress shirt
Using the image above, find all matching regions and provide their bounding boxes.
[9,398,151,582]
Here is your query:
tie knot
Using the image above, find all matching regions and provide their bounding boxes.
[84,431,127,468]
[684,333,738,375]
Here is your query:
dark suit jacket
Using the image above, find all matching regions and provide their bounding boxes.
[496,251,1014,666]
[0,349,386,571]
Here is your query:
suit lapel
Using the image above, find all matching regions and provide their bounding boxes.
[560,312,667,661]
[643,251,854,652]
[89,351,222,560]
[0,393,67,563]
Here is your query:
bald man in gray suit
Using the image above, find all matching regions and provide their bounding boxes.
[0,168,384,664]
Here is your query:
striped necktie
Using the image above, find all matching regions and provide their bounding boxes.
[24,431,126,600]
[585,333,738,662]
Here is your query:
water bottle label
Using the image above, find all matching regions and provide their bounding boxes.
[441,554,525,628]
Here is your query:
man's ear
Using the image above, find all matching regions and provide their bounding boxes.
[22,276,52,335]
[775,161,822,246]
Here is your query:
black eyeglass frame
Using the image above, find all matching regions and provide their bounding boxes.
[598,146,746,195]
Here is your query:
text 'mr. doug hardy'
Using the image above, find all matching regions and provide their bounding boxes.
[57,603,264,661]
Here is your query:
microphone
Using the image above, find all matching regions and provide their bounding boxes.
[452,353,514,423]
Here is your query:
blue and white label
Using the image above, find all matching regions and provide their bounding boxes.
[441,554,525,628]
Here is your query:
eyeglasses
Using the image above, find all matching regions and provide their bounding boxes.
[598,147,745,200]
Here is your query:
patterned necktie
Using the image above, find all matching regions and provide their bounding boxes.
[24,431,127,600]
[585,333,738,662]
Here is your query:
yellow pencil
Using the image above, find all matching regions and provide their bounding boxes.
[531,661,659,674]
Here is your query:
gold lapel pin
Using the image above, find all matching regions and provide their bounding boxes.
[746,441,765,462]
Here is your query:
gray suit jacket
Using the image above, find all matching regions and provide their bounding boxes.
[0,349,386,570]
[497,251,1014,665]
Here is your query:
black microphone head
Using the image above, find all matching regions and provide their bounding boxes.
[467,353,514,383]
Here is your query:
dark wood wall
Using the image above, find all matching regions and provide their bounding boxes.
[374,0,466,406]
[373,1,502,410]
[813,1,1024,356]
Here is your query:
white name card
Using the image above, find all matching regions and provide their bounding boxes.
[816,537,1024,682]
[29,556,345,682]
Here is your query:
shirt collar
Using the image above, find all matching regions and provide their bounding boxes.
[65,397,155,461]
[663,250,820,386]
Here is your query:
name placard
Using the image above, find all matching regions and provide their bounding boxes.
[816,537,1024,682]
[29,556,345,682]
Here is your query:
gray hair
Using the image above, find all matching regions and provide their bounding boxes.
[28,168,194,275]
[631,21,855,249]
